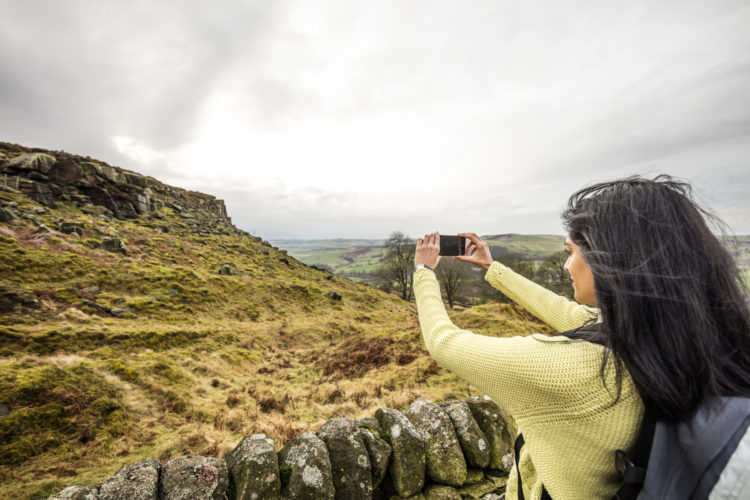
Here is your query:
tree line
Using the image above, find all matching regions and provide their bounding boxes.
[373,231,573,308]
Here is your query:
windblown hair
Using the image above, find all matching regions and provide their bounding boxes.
[562,175,750,421]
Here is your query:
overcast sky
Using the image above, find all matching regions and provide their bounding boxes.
[1,1,749,239]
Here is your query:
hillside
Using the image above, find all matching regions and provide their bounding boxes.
[0,143,552,499]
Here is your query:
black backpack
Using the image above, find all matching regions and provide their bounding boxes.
[514,325,750,500]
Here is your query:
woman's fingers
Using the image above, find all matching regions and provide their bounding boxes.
[459,233,484,252]
[458,232,480,243]
[454,232,493,270]
[415,232,441,269]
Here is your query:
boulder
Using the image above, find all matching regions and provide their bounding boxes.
[375,407,425,497]
[110,307,134,318]
[0,286,39,312]
[122,172,148,188]
[457,479,503,499]
[424,484,462,500]
[459,469,484,486]
[85,162,119,183]
[98,459,159,500]
[60,221,84,235]
[405,400,466,486]
[465,396,513,471]
[218,264,235,276]
[225,434,281,500]
[83,299,111,314]
[326,291,342,301]
[134,193,150,213]
[0,207,19,222]
[160,455,229,500]
[479,494,505,500]
[101,237,127,254]
[356,417,382,434]
[278,432,334,500]
[358,427,391,489]
[440,401,490,469]
[5,153,57,174]
[47,485,99,500]
[316,418,372,500]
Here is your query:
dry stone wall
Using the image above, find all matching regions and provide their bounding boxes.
[47,396,513,500]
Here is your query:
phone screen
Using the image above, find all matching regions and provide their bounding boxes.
[439,235,466,256]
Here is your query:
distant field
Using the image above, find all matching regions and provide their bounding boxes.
[272,239,386,278]
[272,234,566,280]
[483,234,565,260]
[274,234,749,287]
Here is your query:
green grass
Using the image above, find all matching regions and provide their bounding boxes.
[1,185,546,499]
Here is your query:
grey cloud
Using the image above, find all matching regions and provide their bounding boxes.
[0,0,280,156]
[1,0,749,237]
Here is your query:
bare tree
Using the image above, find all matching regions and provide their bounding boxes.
[376,232,416,300]
[536,251,573,298]
[471,254,537,303]
[436,258,472,308]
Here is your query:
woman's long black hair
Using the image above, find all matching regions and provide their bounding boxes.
[562,175,750,421]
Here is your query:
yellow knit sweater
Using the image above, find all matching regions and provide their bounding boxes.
[414,262,644,500]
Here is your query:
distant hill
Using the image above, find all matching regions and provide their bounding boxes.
[271,239,386,279]
[275,234,750,288]
[273,234,566,281]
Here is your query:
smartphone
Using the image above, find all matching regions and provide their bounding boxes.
[439,235,466,256]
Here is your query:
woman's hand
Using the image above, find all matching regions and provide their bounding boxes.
[455,233,494,271]
[415,232,441,269]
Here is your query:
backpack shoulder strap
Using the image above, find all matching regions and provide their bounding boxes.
[514,434,553,500]
[614,410,656,500]
[557,322,608,346]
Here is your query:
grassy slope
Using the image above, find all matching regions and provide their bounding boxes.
[0,187,553,499]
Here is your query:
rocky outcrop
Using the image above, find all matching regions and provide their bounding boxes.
[47,396,512,500]
[0,142,233,235]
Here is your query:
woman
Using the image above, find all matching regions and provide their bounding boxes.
[413,175,750,499]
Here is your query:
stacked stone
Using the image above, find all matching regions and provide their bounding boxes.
[47,396,513,500]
